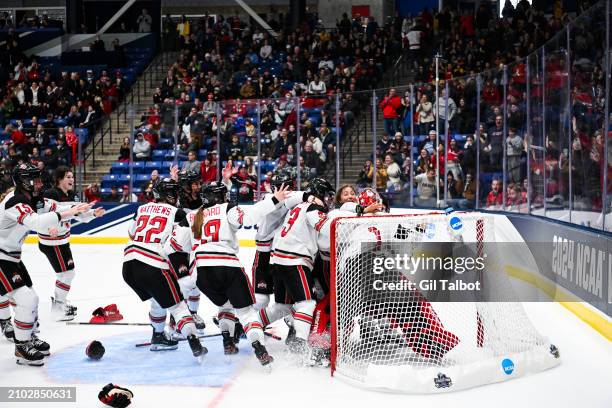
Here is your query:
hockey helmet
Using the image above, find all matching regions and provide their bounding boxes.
[200,182,228,208]
[153,178,180,205]
[358,188,382,208]
[12,163,42,193]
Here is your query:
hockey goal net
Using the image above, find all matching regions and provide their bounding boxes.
[330,211,560,393]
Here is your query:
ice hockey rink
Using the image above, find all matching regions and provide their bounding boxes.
[0,229,610,408]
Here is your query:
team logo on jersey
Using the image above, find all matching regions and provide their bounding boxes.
[257,281,268,290]
[549,344,560,358]
[449,216,463,231]
[11,274,22,284]
[501,358,514,375]
[433,373,452,388]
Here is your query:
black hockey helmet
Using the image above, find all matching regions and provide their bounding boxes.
[306,177,335,201]
[200,182,228,208]
[178,170,200,191]
[271,170,296,190]
[86,340,105,360]
[153,177,180,205]
[12,163,42,193]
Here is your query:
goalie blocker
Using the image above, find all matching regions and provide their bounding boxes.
[329,211,560,393]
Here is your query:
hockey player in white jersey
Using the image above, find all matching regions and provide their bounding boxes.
[37,165,105,321]
[122,178,205,360]
[0,163,92,366]
[259,177,335,358]
[252,170,308,310]
[168,181,292,369]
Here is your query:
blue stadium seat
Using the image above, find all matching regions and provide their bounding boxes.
[111,162,129,174]
[145,161,162,171]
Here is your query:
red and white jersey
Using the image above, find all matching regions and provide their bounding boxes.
[271,202,327,269]
[0,191,62,262]
[255,191,306,252]
[36,197,96,246]
[169,196,280,269]
[317,202,359,261]
[124,203,183,269]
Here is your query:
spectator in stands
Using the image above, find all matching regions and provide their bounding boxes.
[118,136,131,162]
[434,87,457,132]
[446,171,464,204]
[302,140,320,176]
[457,172,477,209]
[137,9,152,33]
[414,167,440,207]
[231,165,256,203]
[319,122,336,161]
[307,75,326,95]
[106,186,121,202]
[487,115,504,170]
[34,124,49,147]
[226,134,245,161]
[375,157,388,192]
[356,159,374,188]
[55,136,71,167]
[25,81,46,116]
[446,138,463,181]
[133,132,151,161]
[421,130,438,156]
[90,35,105,51]
[385,154,402,191]
[506,128,523,183]
[85,182,101,202]
[120,185,138,203]
[506,183,526,212]
[486,179,503,208]
[198,155,216,184]
[380,88,402,137]
[182,150,201,174]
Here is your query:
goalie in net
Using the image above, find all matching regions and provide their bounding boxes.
[330,209,561,393]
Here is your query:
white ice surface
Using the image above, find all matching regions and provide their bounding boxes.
[0,244,609,408]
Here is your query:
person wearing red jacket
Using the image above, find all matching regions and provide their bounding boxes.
[486,178,503,208]
[200,155,217,183]
[379,88,403,137]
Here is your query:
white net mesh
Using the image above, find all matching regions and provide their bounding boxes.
[331,212,560,393]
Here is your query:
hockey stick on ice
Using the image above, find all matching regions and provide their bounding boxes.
[67,321,151,326]
[134,330,281,347]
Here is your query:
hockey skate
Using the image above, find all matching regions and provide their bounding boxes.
[51,297,77,321]
[222,331,239,355]
[187,334,207,363]
[0,318,15,342]
[15,341,45,366]
[30,335,50,356]
[150,330,178,351]
[191,312,206,331]
[252,340,274,371]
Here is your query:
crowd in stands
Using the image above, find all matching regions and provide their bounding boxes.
[112,10,403,202]
[359,0,607,214]
[0,13,146,196]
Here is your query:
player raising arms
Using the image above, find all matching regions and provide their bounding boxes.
[0,163,92,366]
[252,170,305,311]
[168,181,291,369]
[259,178,335,359]
[122,178,205,360]
[37,166,105,321]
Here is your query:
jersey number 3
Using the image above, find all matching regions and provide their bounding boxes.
[133,215,168,243]
[280,207,301,237]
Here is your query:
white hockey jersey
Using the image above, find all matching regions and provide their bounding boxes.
[255,191,306,252]
[271,202,328,269]
[0,191,63,263]
[124,203,185,269]
[36,188,96,245]
[169,196,281,269]
[317,202,360,261]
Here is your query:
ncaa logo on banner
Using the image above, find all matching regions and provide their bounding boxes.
[501,358,514,375]
[449,216,463,231]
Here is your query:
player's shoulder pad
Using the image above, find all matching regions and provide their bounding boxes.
[174,208,187,223]
[307,203,327,213]
[5,193,34,210]
[227,202,237,212]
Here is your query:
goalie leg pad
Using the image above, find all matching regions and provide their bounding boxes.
[11,286,38,342]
